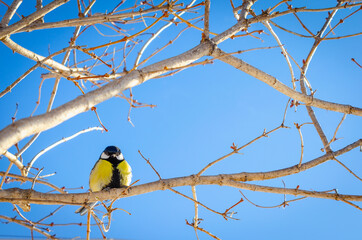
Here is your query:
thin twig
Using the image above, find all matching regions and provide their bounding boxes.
[191,186,199,240]
[268,0,288,14]
[0,162,13,189]
[37,206,64,223]
[31,167,44,190]
[322,114,347,152]
[0,215,56,239]
[352,58,362,69]
[203,0,210,40]
[263,20,295,89]
[197,124,285,176]
[321,6,362,41]
[339,198,362,211]
[0,46,84,98]
[169,187,238,220]
[286,2,314,36]
[294,123,305,168]
[170,9,217,36]
[134,0,197,68]
[12,204,32,223]
[240,189,306,208]
[87,209,91,240]
[86,12,166,51]
[27,127,103,174]
[186,220,221,240]
[282,98,291,125]
[138,150,162,180]
[132,23,194,71]
[223,196,243,217]
[91,212,107,238]
[139,150,237,220]
[333,157,362,182]
[0,172,66,193]
[298,2,342,154]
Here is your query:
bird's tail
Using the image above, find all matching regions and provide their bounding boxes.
[75,202,98,216]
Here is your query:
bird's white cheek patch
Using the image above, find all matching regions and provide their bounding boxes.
[100,152,109,159]
[117,153,124,160]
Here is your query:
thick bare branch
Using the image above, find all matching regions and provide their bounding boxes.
[0,0,22,27]
[0,0,361,237]
[0,40,213,155]
[211,48,362,116]
[0,0,71,39]
[2,151,25,175]
[229,139,362,182]
[2,170,362,206]
[0,139,360,205]
[1,37,84,75]
[18,3,175,33]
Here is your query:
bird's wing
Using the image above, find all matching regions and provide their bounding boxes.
[117,160,132,186]
[89,159,113,192]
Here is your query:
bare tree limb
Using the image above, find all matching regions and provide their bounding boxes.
[2,171,362,205]
[203,0,210,40]
[2,151,25,175]
[0,0,22,28]
[1,37,84,75]
[298,2,342,153]
[0,139,361,205]
[0,0,71,39]
[18,3,176,33]
[0,37,215,155]
[211,48,362,116]
[229,139,362,182]
[0,0,361,237]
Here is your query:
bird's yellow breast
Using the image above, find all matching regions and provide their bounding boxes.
[117,160,132,186]
[89,160,113,192]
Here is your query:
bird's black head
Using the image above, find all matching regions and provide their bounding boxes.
[101,146,124,160]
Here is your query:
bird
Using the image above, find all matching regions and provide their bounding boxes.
[75,146,132,215]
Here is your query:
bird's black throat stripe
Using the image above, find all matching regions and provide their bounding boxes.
[103,157,125,190]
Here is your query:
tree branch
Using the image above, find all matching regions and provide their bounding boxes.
[1,37,84,75]
[0,139,360,205]
[0,0,22,28]
[17,3,175,33]
[211,47,362,116]
[0,0,71,39]
[1,172,362,206]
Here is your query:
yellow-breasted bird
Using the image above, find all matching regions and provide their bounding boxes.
[75,146,132,215]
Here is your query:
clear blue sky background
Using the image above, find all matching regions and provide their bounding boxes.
[0,0,361,239]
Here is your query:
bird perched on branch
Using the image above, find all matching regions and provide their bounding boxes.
[75,146,132,215]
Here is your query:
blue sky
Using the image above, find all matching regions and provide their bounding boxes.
[0,0,361,239]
